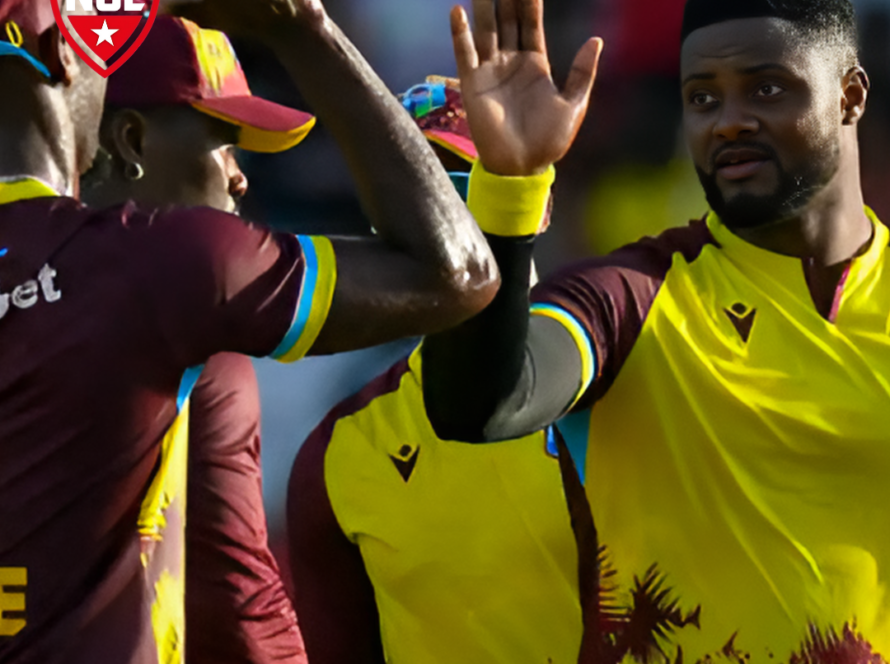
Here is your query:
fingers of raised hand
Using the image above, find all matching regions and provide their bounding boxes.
[468,0,550,60]
[471,0,498,61]
[497,0,519,52]
[562,37,603,106]
[451,6,479,76]
[518,0,545,54]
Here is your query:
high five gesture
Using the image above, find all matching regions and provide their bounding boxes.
[452,0,603,176]
[170,0,500,352]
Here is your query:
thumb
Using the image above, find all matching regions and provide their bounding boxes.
[562,37,603,106]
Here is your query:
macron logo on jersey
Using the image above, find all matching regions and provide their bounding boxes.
[724,302,757,343]
[51,0,159,79]
[0,264,61,320]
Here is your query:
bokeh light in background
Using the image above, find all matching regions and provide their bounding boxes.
[207,0,890,553]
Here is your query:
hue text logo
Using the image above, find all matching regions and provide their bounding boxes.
[51,0,159,78]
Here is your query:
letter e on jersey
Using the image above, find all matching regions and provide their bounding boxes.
[0,568,26,637]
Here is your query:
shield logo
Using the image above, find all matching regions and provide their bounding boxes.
[51,0,158,79]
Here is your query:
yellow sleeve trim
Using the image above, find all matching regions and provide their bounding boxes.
[273,235,338,363]
[530,304,596,408]
[0,177,59,204]
[467,162,555,237]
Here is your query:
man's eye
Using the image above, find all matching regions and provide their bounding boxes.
[754,84,783,97]
[690,92,716,106]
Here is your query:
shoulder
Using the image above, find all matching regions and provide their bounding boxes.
[191,353,259,413]
[199,352,258,385]
[532,219,715,311]
[295,355,415,473]
[81,201,293,254]
[542,218,714,290]
[530,219,717,407]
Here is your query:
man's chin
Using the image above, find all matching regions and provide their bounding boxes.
[713,193,803,231]
[699,169,805,231]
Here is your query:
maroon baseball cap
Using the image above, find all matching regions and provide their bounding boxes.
[0,0,56,77]
[106,16,315,153]
[400,76,477,164]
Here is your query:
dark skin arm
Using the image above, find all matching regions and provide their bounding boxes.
[423,0,602,441]
[184,0,499,354]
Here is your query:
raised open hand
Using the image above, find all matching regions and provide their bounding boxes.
[452,0,603,176]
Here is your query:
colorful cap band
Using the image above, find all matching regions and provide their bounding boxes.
[400,75,477,163]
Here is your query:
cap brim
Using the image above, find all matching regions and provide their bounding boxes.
[423,129,477,163]
[192,96,316,153]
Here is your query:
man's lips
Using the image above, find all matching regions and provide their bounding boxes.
[714,148,772,181]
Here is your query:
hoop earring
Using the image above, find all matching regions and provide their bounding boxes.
[125,162,145,181]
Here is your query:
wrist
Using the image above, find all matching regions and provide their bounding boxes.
[479,161,551,178]
[467,162,555,237]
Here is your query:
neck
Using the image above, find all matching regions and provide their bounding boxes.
[733,144,871,266]
[80,157,136,209]
[0,69,77,196]
[0,130,72,195]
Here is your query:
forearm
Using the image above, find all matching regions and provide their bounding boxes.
[422,166,584,442]
[269,15,495,297]
[422,237,582,442]
[421,233,531,440]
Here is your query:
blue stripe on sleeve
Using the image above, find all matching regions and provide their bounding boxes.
[530,303,597,395]
[271,235,319,360]
[555,411,590,486]
[177,365,205,412]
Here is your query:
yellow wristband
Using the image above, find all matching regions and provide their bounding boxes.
[467,161,556,237]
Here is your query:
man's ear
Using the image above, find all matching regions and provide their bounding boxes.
[109,109,148,169]
[841,66,869,126]
[37,24,77,85]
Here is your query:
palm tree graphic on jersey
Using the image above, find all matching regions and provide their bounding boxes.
[552,428,885,664]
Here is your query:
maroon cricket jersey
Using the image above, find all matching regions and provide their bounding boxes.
[186,353,306,664]
[0,186,308,664]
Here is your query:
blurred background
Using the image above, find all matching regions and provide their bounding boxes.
[207,0,890,568]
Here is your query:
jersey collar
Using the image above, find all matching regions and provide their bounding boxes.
[706,208,888,314]
[0,176,62,205]
[706,207,885,273]
[838,207,888,299]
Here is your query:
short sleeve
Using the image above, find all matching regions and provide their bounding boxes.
[128,205,336,367]
[530,221,714,409]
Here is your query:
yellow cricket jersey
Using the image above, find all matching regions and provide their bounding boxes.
[532,209,890,662]
[289,347,583,664]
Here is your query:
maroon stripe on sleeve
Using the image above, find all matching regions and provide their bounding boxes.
[286,356,411,664]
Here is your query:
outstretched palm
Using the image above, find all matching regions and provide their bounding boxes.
[452,0,603,176]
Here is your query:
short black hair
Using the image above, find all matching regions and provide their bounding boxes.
[681,0,859,69]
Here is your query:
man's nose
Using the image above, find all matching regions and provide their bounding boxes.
[713,99,759,141]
